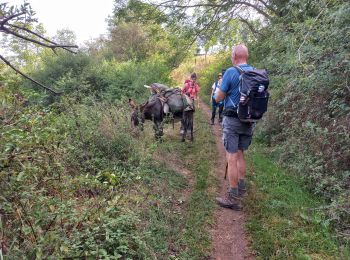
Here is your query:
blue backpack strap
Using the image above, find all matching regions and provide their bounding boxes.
[227,66,243,96]
[234,66,244,96]
[225,66,244,108]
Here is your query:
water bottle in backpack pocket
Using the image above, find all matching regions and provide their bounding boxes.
[235,67,270,123]
[238,90,269,122]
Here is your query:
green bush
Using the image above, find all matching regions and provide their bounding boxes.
[249,0,350,241]
[0,87,159,258]
[23,51,173,104]
[197,53,231,103]
[86,57,173,102]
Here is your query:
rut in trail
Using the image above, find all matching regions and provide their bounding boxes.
[199,100,255,260]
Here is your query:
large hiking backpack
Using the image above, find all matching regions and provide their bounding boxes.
[235,66,270,122]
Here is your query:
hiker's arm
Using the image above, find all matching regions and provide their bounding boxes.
[216,68,232,103]
[215,89,225,103]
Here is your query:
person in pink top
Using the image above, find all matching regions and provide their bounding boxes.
[182,73,200,102]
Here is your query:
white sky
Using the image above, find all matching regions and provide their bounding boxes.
[6,0,115,45]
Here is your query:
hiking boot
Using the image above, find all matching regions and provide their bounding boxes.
[210,118,214,125]
[238,187,247,198]
[216,192,242,211]
[238,179,247,198]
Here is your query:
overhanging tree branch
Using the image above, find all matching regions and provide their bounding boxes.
[234,1,271,19]
[168,5,223,67]
[237,15,263,37]
[155,0,272,20]
[0,3,78,94]
[256,0,277,14]
[2,27,78,50]
[0,12,26,26]
[7,24,78,54]
[0,54,62,95]
[149,0,271,51]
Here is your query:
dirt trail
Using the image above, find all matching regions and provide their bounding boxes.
[199,100,255,260]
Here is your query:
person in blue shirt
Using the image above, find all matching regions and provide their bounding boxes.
[215,44,254,210]
[210,73,224,125]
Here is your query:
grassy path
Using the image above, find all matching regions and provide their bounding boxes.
[245,144,348,259]
[153,107,217,258]
[142,101,348,259]
[200,100,255,259]
[168,56,347,258]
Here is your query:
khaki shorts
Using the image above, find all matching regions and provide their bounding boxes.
[222,116,254,153]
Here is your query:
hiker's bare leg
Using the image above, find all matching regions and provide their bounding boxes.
[216,150,242,210]
[237,150,246,180]
[226,152,239,188]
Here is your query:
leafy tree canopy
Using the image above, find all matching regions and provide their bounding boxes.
[108,0,199,66]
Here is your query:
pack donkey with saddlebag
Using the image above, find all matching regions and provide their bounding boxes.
[129,83,195,142]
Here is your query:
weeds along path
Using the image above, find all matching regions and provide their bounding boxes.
[199,100,255,260]
[153,108,218,258]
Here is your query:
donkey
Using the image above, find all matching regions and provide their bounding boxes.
[129,98,164,139]
[129,92,194,141]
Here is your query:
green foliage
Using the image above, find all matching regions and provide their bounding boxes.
[197,52,231,102]
[20,50,173,103]
[0,87,191,258]
[109,0,194,68]
[27,51,91,92]
[108,22,175,62]
[156,109,217,259]
[111,0,167,26]
[87,57,173,102]
[245,144,348,259]
[249,0,350,243]
[0,90,134,256]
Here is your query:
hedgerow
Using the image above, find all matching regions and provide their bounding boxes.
[197,0,349,244]
[250,0,350,242]
[0,86,153,257]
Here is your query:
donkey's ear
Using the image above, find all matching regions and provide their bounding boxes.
[128,99,137,109]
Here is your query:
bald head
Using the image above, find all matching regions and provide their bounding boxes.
[232,44,249,65]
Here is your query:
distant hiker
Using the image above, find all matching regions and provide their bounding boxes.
[182,72,200,106]
[210,72,224,125]
[214,44,254,210]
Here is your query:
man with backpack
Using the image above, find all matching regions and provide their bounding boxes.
[214,44,269,210]
[210,73,224,125]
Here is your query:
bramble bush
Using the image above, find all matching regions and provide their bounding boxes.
[0,4,192,257]
[196,0,349,244]
[20,50,173,104]
[0,86,164,258]
[250,0,350,242]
